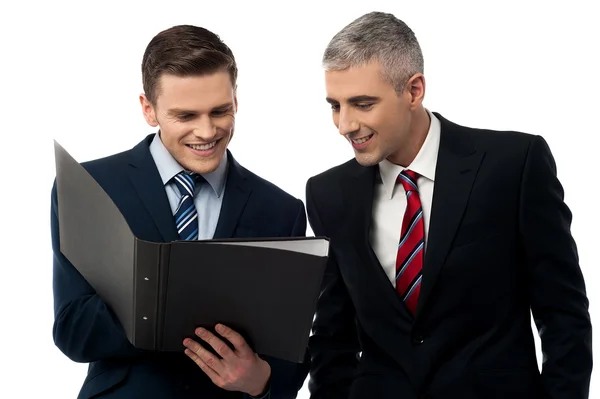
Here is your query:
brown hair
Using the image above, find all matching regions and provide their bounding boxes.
[141,25,238,104]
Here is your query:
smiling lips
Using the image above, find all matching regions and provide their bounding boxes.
[350,133,374,149]
[186,141,217,151]
[352,134,373,144]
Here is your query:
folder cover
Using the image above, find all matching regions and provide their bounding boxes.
[53,140,329,363]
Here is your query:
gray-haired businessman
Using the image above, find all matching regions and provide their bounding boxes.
[306,11,592,399]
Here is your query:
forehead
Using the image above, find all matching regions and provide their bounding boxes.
[156,71,234,110]
[324,61,394,101]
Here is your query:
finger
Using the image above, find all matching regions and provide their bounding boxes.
[215,324,253,357]
[184,348,224,386]
[195,327,236,361]
[183,337,224,375]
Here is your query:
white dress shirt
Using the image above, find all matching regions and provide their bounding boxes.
[370,110,441,286]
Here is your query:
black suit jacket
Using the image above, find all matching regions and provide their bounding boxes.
[305,113,592,399]
[51,134,309,399]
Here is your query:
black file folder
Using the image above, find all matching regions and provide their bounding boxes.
[53,140,329,363]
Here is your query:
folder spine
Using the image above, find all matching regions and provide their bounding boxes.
[155,243,172,350]
[132,239,161,350]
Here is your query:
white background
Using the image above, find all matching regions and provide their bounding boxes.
[0,1,598,398]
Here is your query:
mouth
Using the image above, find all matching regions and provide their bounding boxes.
[351,134,373,144]
[350,133,374,149]
[186,139,219,151]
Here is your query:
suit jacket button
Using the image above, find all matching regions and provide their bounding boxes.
[413,333,425,344]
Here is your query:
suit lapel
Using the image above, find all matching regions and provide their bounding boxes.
[213,151,252,239]
[127,135,179,242]
[345,164,376,242]
[415,114,485,316]
[345,163,411,318]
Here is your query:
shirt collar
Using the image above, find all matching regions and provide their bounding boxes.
[149,132,228,197]
[378,109,441,199]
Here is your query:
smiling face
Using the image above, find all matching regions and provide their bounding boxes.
[140,71,237,174]
[325,61,425,167]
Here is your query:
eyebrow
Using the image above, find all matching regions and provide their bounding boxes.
[167,102,234,115]
[325,95,381,104]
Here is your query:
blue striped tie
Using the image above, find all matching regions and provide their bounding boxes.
[172,171,201,241]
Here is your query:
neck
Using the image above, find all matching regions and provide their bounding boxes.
[387,107,430,167]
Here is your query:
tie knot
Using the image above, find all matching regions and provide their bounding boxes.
[173,171,200,198]
[396,169,420,193]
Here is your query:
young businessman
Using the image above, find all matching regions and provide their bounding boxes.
[51,25,308,399]
[306,11,592,399]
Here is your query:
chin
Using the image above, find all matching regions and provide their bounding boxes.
[354,152,382,167]
[196,155,225,172]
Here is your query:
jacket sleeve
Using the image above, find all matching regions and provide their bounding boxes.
[291,199,307,237]
[519,135,592,398]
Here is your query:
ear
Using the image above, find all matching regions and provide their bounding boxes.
[139,93,159,127]
[406,74,426,110]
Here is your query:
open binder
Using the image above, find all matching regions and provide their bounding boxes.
[53,141,329,363]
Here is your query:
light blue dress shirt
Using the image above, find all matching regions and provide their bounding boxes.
[149,133,227,240]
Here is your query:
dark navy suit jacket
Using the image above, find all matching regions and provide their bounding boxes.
[51,134,309,398]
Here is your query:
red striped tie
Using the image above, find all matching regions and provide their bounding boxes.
[395,170,424,315]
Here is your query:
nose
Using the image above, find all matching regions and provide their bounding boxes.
[191,115,217,140]
[337,108,359,137]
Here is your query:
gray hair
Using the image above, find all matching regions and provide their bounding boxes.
[323,12,424,92]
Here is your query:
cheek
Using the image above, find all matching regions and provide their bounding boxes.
[159,125,188,146]
[214,116,235,133]
[378,110,407,137]
[365,110,390,135]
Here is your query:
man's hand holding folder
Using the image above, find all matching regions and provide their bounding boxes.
[183,323,271,397]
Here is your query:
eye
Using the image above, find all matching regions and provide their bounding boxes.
[330,103,340,112]
[356,103,374,110]
[211,109,229,117]
[178,113,195,121]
